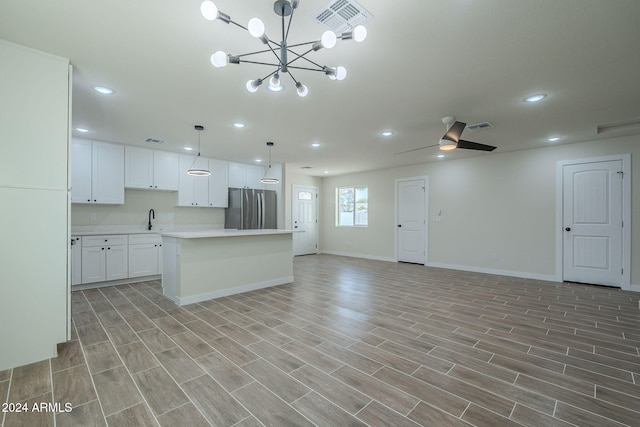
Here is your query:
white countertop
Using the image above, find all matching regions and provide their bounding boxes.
[71,224,223,236]
[158,229,297,239]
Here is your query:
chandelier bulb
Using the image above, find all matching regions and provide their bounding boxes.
[335,66,347,81]
[269,73,281,88]
[321,31,337,49]
[353,25,367,42]
[210,51,228,68]
[291,0,300,9]
[246,79,262,93]
[248,18,265,38]
[296,82,309,97]
[200,1,219,20]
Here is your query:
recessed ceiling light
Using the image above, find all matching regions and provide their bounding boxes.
[75,127,90,133]
[184,146,194,151]
[323,171,329,174]
[380,130,394,137]
[233,122,246,128]
[255,159,263,163]
[311,143,320,147]
[436,153,446,159]
[93,86,114,95]
[524,93,547,103]
[546,136,562,142]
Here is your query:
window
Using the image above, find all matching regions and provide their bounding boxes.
[336,186,368,226]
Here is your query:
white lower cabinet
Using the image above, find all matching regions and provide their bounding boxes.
[128,234,162,277]
[80,235,128,284]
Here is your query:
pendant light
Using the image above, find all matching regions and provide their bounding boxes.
[261,141,279,184]
[187,125,211,176]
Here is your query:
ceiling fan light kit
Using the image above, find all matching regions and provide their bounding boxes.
[200,0,368,96]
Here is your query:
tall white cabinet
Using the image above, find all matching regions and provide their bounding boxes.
[0,40,71,371]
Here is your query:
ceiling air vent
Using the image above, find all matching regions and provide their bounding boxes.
[466,122,493,131]
[145,138,165,144]
[314,0,372,34]
[301,166,313,170]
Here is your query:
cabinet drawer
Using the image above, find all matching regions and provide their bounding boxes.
[128,234,162,245]
[82,234,128,247]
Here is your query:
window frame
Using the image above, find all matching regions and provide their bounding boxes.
[336,186,368,227]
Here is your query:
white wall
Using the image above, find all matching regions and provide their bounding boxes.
[0,40,70,370]
[320,135,640,286]
[72,189,225,229]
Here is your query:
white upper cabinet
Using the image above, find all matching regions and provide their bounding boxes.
[228,161,265,189]
[125,146,179,191]
[208,158,229,207]
[177,154,209,207]
[71,138,124,204]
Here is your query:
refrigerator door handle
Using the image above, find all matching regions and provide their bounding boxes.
[261,192,266,229]
[243,189,250,230]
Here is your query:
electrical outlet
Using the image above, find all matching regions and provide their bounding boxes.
[90,213,96,221]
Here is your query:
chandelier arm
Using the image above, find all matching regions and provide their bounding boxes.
[238,59,283,67]
[286,40,319,49]
[286,65,327,72]
[236,48,278,58]
[285,48,325,70]
[285,7,295,40]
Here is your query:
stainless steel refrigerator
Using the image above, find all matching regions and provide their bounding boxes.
[225,188,277,229]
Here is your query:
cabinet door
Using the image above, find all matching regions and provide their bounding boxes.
[228,162,246,188]
[246,164,265,190]
[81,246,106,283]
[128,243,159,277]
[125,146,154,189]
[106,245,128,281]
[208,159,229,207]
[193,157,210,206]
[153,150,179,191]
[70,138,92,203]
[177,155,196,206]
[92,141,124,204]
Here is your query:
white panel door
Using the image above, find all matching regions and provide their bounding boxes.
[397,179,426,264]
[106,245,128,281]
[92,141,124,204]
[292,185,318,256]
[81,246,106,283]
[563,161,623,286]
[124,146,154,189]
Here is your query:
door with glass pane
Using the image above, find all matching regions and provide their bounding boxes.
[292,185,318,256]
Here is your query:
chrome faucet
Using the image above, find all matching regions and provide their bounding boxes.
[148,209,155,230]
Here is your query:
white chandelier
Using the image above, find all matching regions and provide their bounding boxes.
[200,0,368,97]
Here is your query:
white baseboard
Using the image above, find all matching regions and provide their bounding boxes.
[629,284,640,293]
[72,274,161,291]
[426,261,560,283]
[171,276,294,306]
[320,250,396,263]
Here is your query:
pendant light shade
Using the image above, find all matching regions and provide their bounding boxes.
[187,125,211,176]
[261,141,279,184]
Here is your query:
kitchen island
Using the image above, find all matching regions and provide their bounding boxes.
[159,229,295,305]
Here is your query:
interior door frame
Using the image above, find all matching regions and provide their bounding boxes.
[555,154,631,289]
[395,176,429,263]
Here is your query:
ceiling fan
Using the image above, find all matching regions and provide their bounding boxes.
[395,116,497,155]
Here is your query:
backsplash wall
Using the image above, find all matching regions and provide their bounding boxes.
[71,189,225,229]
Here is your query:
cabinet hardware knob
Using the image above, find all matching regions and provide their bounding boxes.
[101,248,104,250]
[87,199,91,202]
[565,227,571,232]
[108,247,110,250]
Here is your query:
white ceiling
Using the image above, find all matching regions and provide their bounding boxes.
[1,0,639,176]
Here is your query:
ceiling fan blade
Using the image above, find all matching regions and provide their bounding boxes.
[442,121,466,142]
[457,139,497,151]
[394,144,439,155]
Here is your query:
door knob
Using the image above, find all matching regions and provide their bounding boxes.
[565,227,571,231]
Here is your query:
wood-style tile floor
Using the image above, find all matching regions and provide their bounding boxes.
[2,254,640,426]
